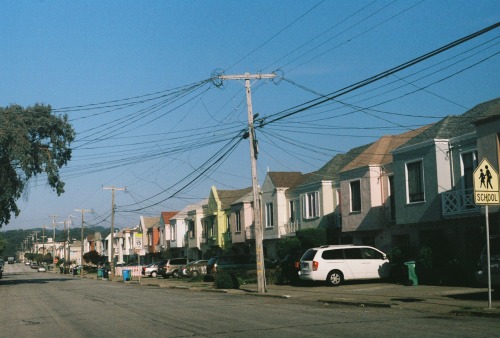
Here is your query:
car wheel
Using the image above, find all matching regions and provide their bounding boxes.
[326,270,343,286]
[172,270,180,278]
[151,271,157,278]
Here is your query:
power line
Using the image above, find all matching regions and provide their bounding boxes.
[261,22,499,127]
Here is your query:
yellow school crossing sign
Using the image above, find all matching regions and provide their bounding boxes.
[474,158,499,205]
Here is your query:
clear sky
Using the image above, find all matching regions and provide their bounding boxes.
[1,1,499,231]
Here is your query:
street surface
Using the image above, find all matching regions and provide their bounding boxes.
[1,263,499,337]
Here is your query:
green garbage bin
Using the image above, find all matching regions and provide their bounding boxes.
[97,268,103,277]
[404,261,418,286]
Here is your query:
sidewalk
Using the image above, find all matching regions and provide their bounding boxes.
[86,273,500,318]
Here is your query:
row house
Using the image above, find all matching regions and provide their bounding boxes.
[158,211,179,254]
[200,186,252,258]
[169,207,190,258]
[389,98,500,258]
[185,200,206,260]
[339,126,430,249]
[228,190,254,255]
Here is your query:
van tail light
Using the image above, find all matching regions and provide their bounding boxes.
[312,261,319,271]
[294,261,300,269]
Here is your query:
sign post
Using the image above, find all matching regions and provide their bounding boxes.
[473,158,499,309]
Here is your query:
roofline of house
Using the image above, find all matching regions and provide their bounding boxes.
[392,138,450,155]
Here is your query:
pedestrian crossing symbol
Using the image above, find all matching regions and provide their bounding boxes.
[474,158,499,205]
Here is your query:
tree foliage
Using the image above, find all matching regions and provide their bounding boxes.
[0,234,6,256]
[0,104,75,226]
[83,250,102,266]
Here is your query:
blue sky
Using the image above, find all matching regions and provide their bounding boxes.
[1,1,498,231]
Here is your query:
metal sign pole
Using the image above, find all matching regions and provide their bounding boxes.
[485,204,491,309]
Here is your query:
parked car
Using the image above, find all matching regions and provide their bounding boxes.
[206,256,219,276]
[38,266,47,272]
[158,258,194,278]
[30,262,39,269]
[279,251,304,285]
[299,245,391,286]
[142,261,160,278]
[184,260,209,277]
[475,236,500,289]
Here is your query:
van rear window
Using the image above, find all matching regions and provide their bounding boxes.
[301,249,317,261]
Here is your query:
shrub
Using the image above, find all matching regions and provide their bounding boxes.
[296,228,327,250]
[214,271,239,289]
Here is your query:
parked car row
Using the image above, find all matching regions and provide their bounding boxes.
[136,245,393,287]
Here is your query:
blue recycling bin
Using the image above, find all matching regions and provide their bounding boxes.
[97,268,103,277]
[123,269,131,282]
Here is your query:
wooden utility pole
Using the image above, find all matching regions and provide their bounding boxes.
[103,186,126,278]
[218,72,276,294]
[75,208,93,277]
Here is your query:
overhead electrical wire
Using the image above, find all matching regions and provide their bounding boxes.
[259,22,499,128]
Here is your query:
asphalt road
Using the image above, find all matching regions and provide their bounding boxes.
[1,263,499,337]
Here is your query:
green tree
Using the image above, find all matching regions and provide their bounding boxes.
[83,250,102,266]
[0,234,6,255]
[0,104,75,226]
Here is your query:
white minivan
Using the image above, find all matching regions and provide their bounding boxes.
[299,245,391,286]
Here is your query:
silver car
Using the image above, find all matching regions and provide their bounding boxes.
[142,261,160,278]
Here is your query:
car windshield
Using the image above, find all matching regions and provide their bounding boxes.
[207,257,218,265]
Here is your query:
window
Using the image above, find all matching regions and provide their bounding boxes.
[350,180,361,212]
[188,220,194,238]
[265,203,274,227]
[461,151,477,190]
[235,211,241,233]
[302,192,319,219]
[361,248,384,260]
[322,249,344,260]
[388,176,395,221]
[289,200,296,222]
[171,224,176,241]
[344,248,362,259]
[226,214,231,233]
[406,160,425,203]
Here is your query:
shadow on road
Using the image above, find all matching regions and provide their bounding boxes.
[446,291,500,301]
[0,276,73,286]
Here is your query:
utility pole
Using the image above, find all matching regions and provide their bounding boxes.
[75,208,93,277]
[32,231,40,256]
[41,226,47,256]
[50,215,58,273]
[103,186,126,278]
[218,72,276,294]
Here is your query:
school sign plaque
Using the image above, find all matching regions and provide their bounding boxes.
[473,158,499,205]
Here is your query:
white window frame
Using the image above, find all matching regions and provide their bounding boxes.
[265,202,274,228]
[405,159,425,203]
[460,150,478,190]
[302,191,319,219]
[171,224,177,242]
[235,211,241,233]
[349,180,361,213]
[289,199,298,222]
